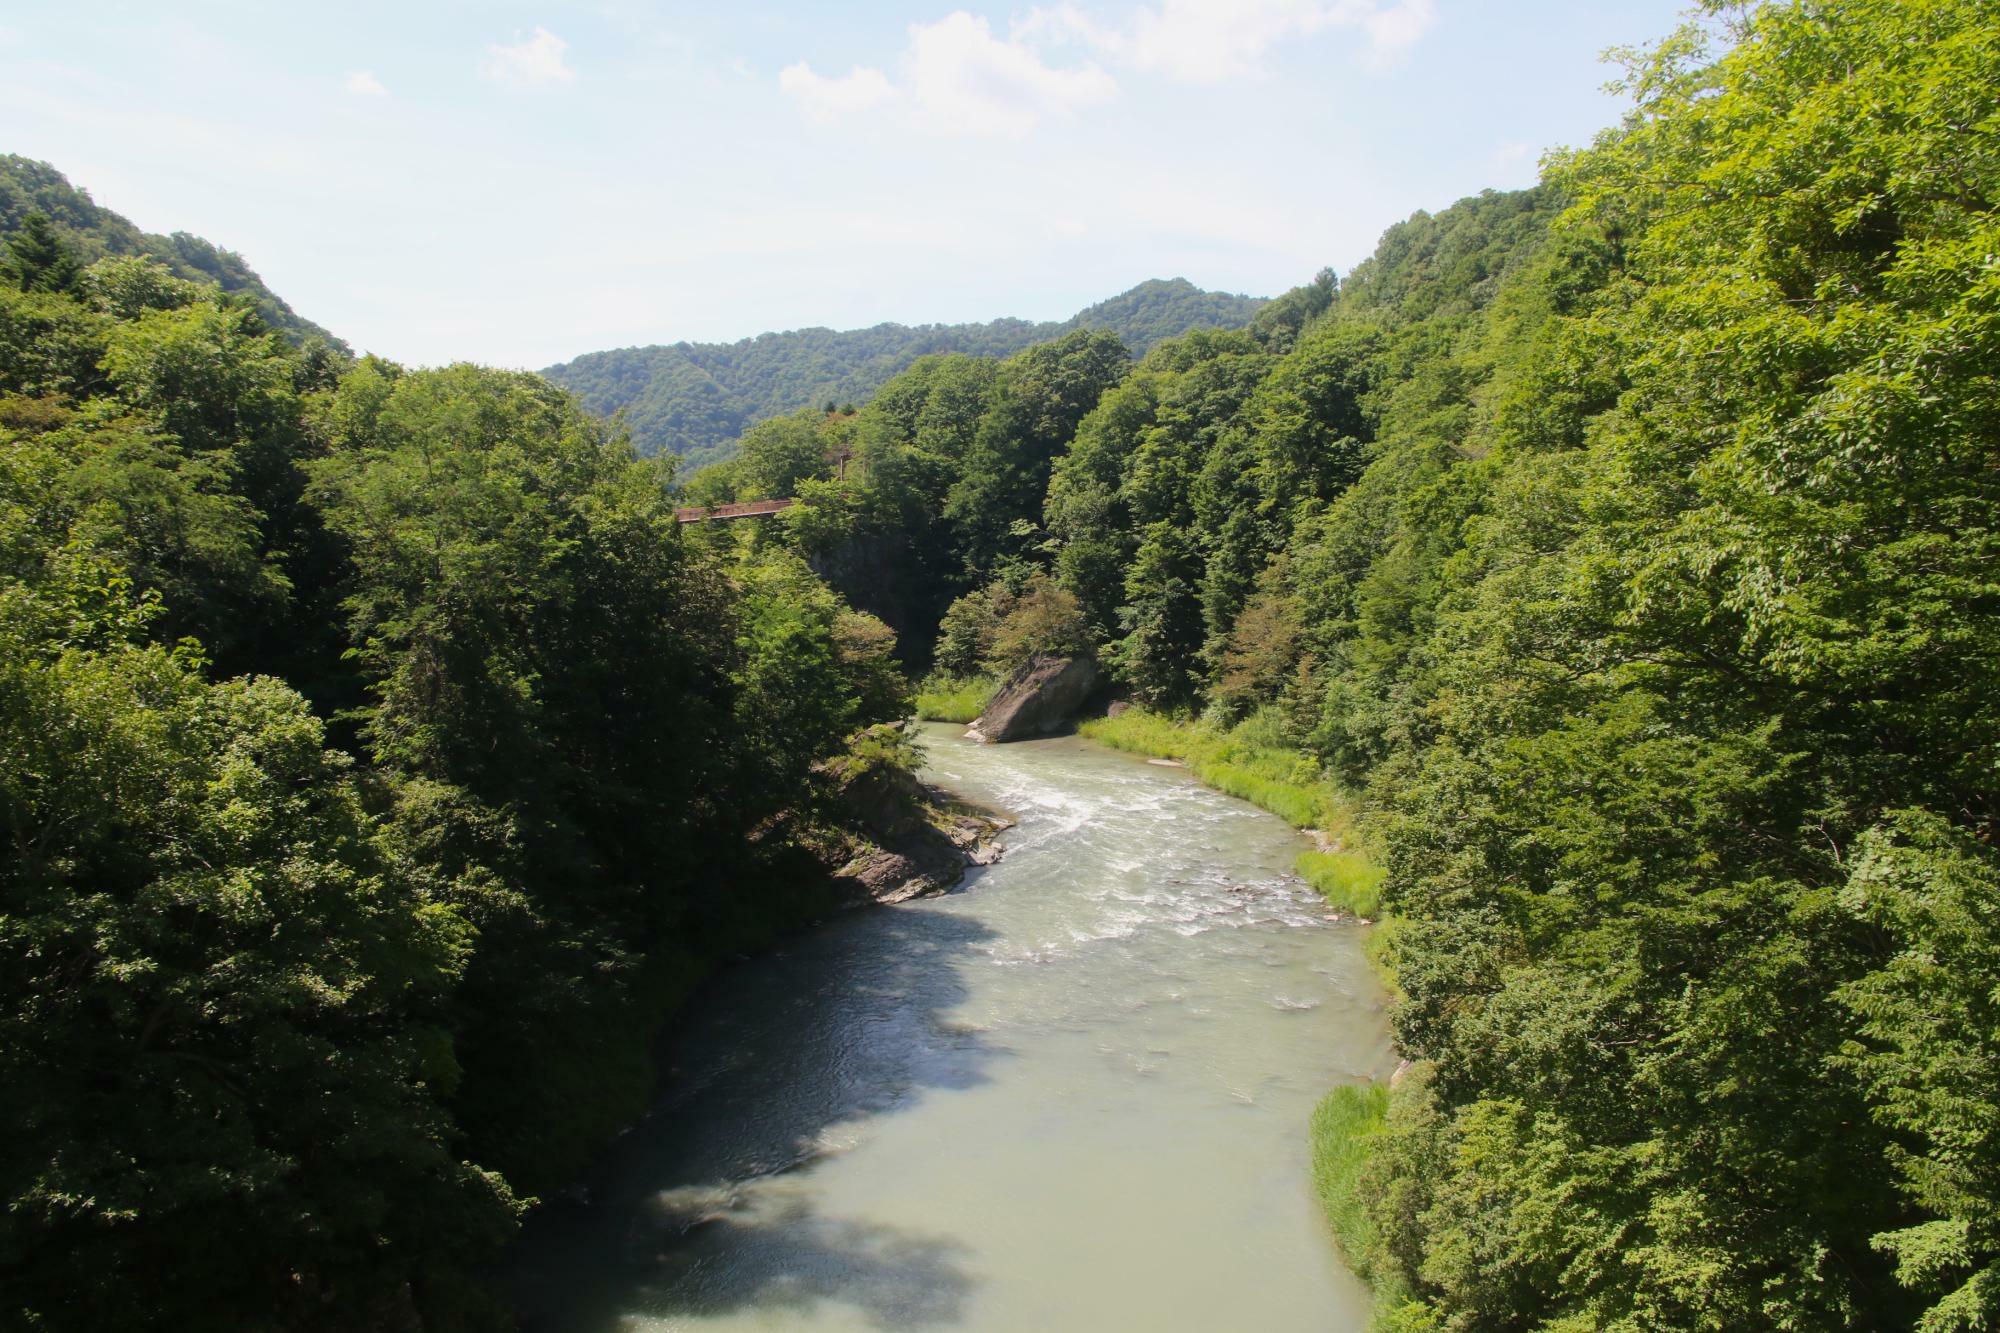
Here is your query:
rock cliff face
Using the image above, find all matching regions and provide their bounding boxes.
[808,529,952,667]
[966,654,1101,743]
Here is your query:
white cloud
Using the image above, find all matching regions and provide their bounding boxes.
[344,70,388,98]
[780,1,1434,133]
[904,12,1116,136]
[778,10,1115,138]
[1354,0,1438,67]
[481,27,574,86]
[1026,0,1437,81]
[779,62,896,120]
[1489,140,1539,184]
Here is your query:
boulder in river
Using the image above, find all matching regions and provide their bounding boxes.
[966,653,1101,743]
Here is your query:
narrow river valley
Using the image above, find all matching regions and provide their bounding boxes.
[512,723,1395,1330]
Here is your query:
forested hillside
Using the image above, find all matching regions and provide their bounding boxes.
[542,276,1266,465]
[0,199,919,1328]
[728,1,2000,1327]
[0,156,346,351]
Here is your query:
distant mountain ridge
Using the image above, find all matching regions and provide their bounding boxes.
[0,152,1262,458]
[543,277,1267,462]
[0,155,345,351]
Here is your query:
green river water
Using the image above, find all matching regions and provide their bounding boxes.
[511,723,1394,1330]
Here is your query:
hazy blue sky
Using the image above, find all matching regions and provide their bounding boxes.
[1,1,1690,368]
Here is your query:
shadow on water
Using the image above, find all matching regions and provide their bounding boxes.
[509,893,1005,1331]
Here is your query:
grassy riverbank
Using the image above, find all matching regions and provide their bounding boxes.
[1311,1083,1431,1330]
[1078,709,1383,917]
[1311,1085,1387,1261]
[914,673,997,723]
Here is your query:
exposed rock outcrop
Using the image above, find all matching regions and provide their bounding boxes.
[834,841,967,906]
[825,738,1012,907]
[831,798,1012,907]
[966,654,1101,743]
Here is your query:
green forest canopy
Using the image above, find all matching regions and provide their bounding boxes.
[0,192,911,1328]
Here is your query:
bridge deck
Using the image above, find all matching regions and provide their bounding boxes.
[674,498,796,523]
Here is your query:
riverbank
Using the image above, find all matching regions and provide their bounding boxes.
[819,724,1014,906]
[506,730,1010,1225]
[915,693,1385,917]
[1310,1083,1430,1329]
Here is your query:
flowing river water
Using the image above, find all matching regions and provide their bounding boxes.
[511,723,1395,1331]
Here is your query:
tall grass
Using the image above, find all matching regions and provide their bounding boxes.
[1081,709,1352,829]
[1295,850,1386,918]
[914,673,997,723]
[1311,1083,1388,1270]
[1311,1083,1432,1329]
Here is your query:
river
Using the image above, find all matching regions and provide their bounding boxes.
[510,722,1395,1331]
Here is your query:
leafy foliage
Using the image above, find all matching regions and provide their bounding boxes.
[7,1,1999,1327]
[933,569,1091,679]
[860,3,2000,1328]
[913,672,997,723]
[0,430,517,1329]
[0,200,922,1328]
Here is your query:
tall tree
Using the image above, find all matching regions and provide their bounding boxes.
[4,212,82,295]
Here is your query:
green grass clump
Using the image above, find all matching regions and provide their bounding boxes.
[1078,708,1199,761]
[1312,1082,1434,1328]
[1311,1083,1389,1268]
[1295,849,1386,918]
[914,673,996,723]
[1204,762,1324,826]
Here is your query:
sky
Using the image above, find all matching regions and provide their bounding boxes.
[1,1,1691,369]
